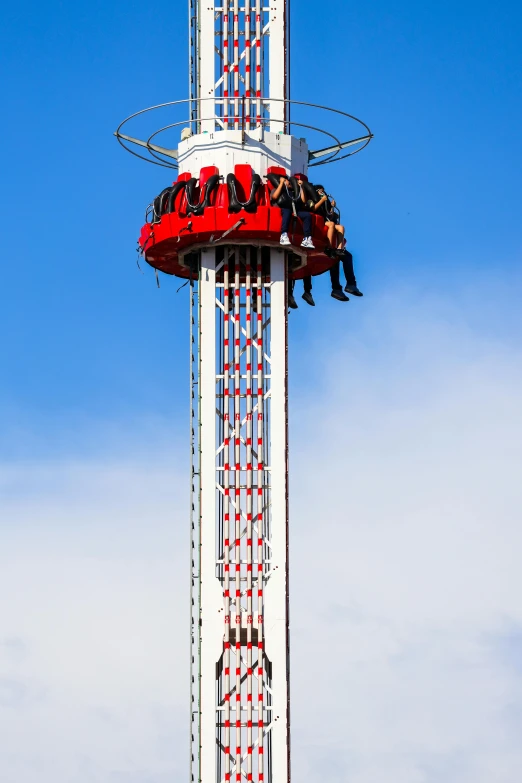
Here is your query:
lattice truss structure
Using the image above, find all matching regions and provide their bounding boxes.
[191,247,288,783]
[189,0,289,130]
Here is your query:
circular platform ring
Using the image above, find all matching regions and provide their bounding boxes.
[144,117,344,169]
[115,97,373,170]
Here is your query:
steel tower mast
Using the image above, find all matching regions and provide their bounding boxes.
[115,4,372,783]
[189,7,292,783]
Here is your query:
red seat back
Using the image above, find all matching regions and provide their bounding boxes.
[233,164,252,202]
[267,166,287,177]
[199,165,219,188]
[175,172,191,215]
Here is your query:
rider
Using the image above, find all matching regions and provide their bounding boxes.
[271,177,316,250]
[314,185,345,255]
[270,176,318,307]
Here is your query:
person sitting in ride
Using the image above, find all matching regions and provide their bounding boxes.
[270,177,316,250]
[314,185,345,255]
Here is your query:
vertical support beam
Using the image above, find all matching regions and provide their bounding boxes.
[190,274,201,783]
[269,0,289,132]
[233,262,242,783]
[199,1,216,131]
[200,248,223,783]
[264,249,290,783]
[189,0,199,126]
[245,0,251,130]
[245,256,253,783]
[256,250,266,783]
[195,246,290,783]
[223,252,231,783]
[233,0,240,127]
[223,4,230,128]
[255,0,262,127]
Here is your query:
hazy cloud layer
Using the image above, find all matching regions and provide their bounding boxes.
[1,297,522,783]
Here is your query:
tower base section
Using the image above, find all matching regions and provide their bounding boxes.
[191,245,290,783]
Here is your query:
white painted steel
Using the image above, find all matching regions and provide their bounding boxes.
[245,258,253,782]
[268,2,288,132]
[245,0,251,130]
[255,252,265,783]
[233,262,241,782]
[199,248,226,783]
[233,0,239,127]
[255,0,262,126]
[223,8,230,129]
[223,255,231,783]
[190,276,201,783]
[192,247,289,783]
[263,251,290,783]
[199,1,216,131]
[193,1,288,134]
[177,129,309,178]
[190,3,291,782]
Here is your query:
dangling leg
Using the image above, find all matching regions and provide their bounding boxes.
[335,224,345,251]
[342,250,363,296]
[300,212,315,249]
[280,208,292,245]
[330,261,349,302]
[288,276,298,309]
[326,221,336,248]
[302,275,315,307]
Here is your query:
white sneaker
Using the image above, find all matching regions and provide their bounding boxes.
[301,237,315,249]
[280,233,291,246]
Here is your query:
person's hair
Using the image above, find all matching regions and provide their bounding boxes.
[314,184,325,191]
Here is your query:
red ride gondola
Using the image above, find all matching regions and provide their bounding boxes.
[140,164,336,281]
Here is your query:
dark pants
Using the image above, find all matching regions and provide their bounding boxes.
[281,208,312,236]
[290,276,312,295]
[330,250,357,290]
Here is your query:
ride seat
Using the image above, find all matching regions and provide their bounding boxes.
[266,166,286,178]
[232,164,253,202]
[199,165,219,188]
[175,171,192,214]
[266,166,288,205]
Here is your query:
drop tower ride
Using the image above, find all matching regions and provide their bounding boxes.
[115,4,372,783]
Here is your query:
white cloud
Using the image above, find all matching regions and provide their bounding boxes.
[289,296,522,783]
[1,294,522,782]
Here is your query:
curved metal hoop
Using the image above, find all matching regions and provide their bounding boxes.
[144,117,345,169]
[115,97,373,170]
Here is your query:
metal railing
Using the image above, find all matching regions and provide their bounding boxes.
[115,97,373,170]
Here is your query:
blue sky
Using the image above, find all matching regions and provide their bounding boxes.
[1,1,522,782]
[1,0,521,446]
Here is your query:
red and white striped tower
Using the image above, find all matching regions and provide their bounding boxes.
[190,7,292,783]
[115,4,372,783]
